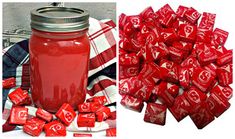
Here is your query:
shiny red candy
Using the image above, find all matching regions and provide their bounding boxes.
[206,93,230,117]
[169,95,191,122]
[36,108,53,122]
[127,15,142,29]
[179,67,191,89]
[176,5,188,18]
[192,67,215,92]
[119,53,139,79]
[86,96,108,105]
[156,81,175,107]
[78,102,101,113]
[9,106,28,125]
[121,95,144,112]
[23,117,45,136]
[119,4,233,129]
[184,7,201,24]
[190,103,215,129]
[44,120,66,136]
[166,82,179,98]
[3,77,16,89]
[211,28,229,46]
[130,80,154,101]
[119,76,138,95]
[178,23,197,42]
[160,28,178,44]
[183,86,207,110]
[217,50,232,66]
[210,85,232,101]
[160,59,179,83]
[77,113,96,127]
[217,63,233,86]
[144,103,167,125]
[55,103,76,126]
[196,28,212,43]
[138,62,161,85]
[106,128,116,137]
[8,88,31,106]
[73,133,92,137]
[199,12,216,31]
[197,45,217,66]
[95,106,111,122]
[168,46,184,64]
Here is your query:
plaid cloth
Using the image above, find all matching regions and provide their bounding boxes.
[2,17,117,134]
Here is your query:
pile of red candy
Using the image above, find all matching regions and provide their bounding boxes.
[119,4,233,129]
[4,82,116,136]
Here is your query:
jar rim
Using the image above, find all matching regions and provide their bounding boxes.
[31,7,89,32]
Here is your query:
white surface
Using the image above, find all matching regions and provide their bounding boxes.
[117,0,235,139]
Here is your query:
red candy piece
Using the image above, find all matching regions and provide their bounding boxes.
[179,67,191,89]
[78,102,101,113]
[55,103,76,126]
[192,67,215,92]
[172,41,193,52]
[95,106,111,122]
[119,76,138,95]
[9,106,28,125]
[86,96,107,105]
[8,88,31,106]
[156,82,175,107]
[144,103,167,125]
[166,82,179,98]
[138,62,161,85]
[119,13,127,30]
[124,78,153,101]
[211,85,233,101]
[106,128,116,137]
[197,45,217,66]
[199,12,216,31]
[203,63,218,77]
[211,28,229,46]
[160,59,179,83]
[73,133,92,137]
[123,22,135,37]
[168,46,184,64]
[178,23,197,42]
[196,28,212,43]
[190,103,215,129]
[77,113,95,127]
[44,120,66,136]
[206,93,230,117]
[127,15,142,29]
[23,117,45,136]
[183,86,207,112]
[160,28,178,44]
[184,7,201,24]
[120,95,144,112]
[169,95,191,122]
[3,77,16,89]
[119,53,139,79]
[140,6,156,21]
[36,108,53,122]
[217,63,233,86]
[216,50,232,66]
[176,5,188,18]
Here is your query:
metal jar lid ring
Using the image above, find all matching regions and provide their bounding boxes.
[31,7,89,32]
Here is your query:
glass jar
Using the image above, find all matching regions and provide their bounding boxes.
[30,7,90,113]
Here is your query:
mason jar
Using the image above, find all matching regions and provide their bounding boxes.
[30,7,90,113]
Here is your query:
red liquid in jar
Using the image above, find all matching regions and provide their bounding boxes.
[29,29,90,113]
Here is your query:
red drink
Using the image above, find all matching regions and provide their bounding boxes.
[30,7,90,112]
